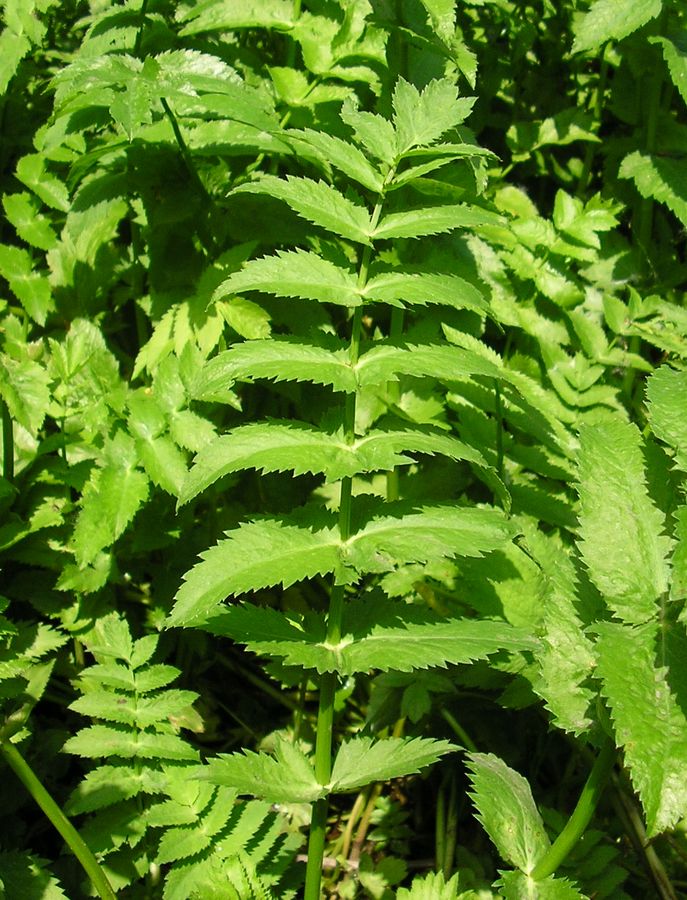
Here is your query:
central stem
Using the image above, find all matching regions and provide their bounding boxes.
[303,195,387,900]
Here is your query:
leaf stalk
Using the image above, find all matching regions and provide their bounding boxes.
[530,739,615,880]
[0,740,117,900]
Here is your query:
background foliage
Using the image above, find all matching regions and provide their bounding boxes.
[1,0,687,897]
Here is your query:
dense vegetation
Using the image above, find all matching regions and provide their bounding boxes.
[2,1,687,897]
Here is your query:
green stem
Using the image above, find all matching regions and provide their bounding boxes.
[443,773,458,879]
[577,43,608,197]
[0,741,116,900]
[435,778,446,872]
[440,709,477,753]
[303,196,387,900]
[133,0,149,56]
[1,400,13,482]
[637,18,666,253]
[493,380,504,482]
[530,740,615,880]
[160,97,215,217]
[286,0,302,68]
[386,307,405,502]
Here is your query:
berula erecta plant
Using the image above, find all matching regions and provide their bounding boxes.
[165,76,536,900]
[2,1,687,898]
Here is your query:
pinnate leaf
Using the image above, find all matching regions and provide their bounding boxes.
[179,422,488,504]
[466,752,550,874]
[64,725,198,761]
[205,600,535,675]
[234,175,372,244]
[595,622,687,835]
[576,420,671,624]
[330,736,454,792]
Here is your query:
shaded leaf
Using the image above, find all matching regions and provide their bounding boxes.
[206,601,536,675]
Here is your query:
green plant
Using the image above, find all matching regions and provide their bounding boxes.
[1,1,687,897]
